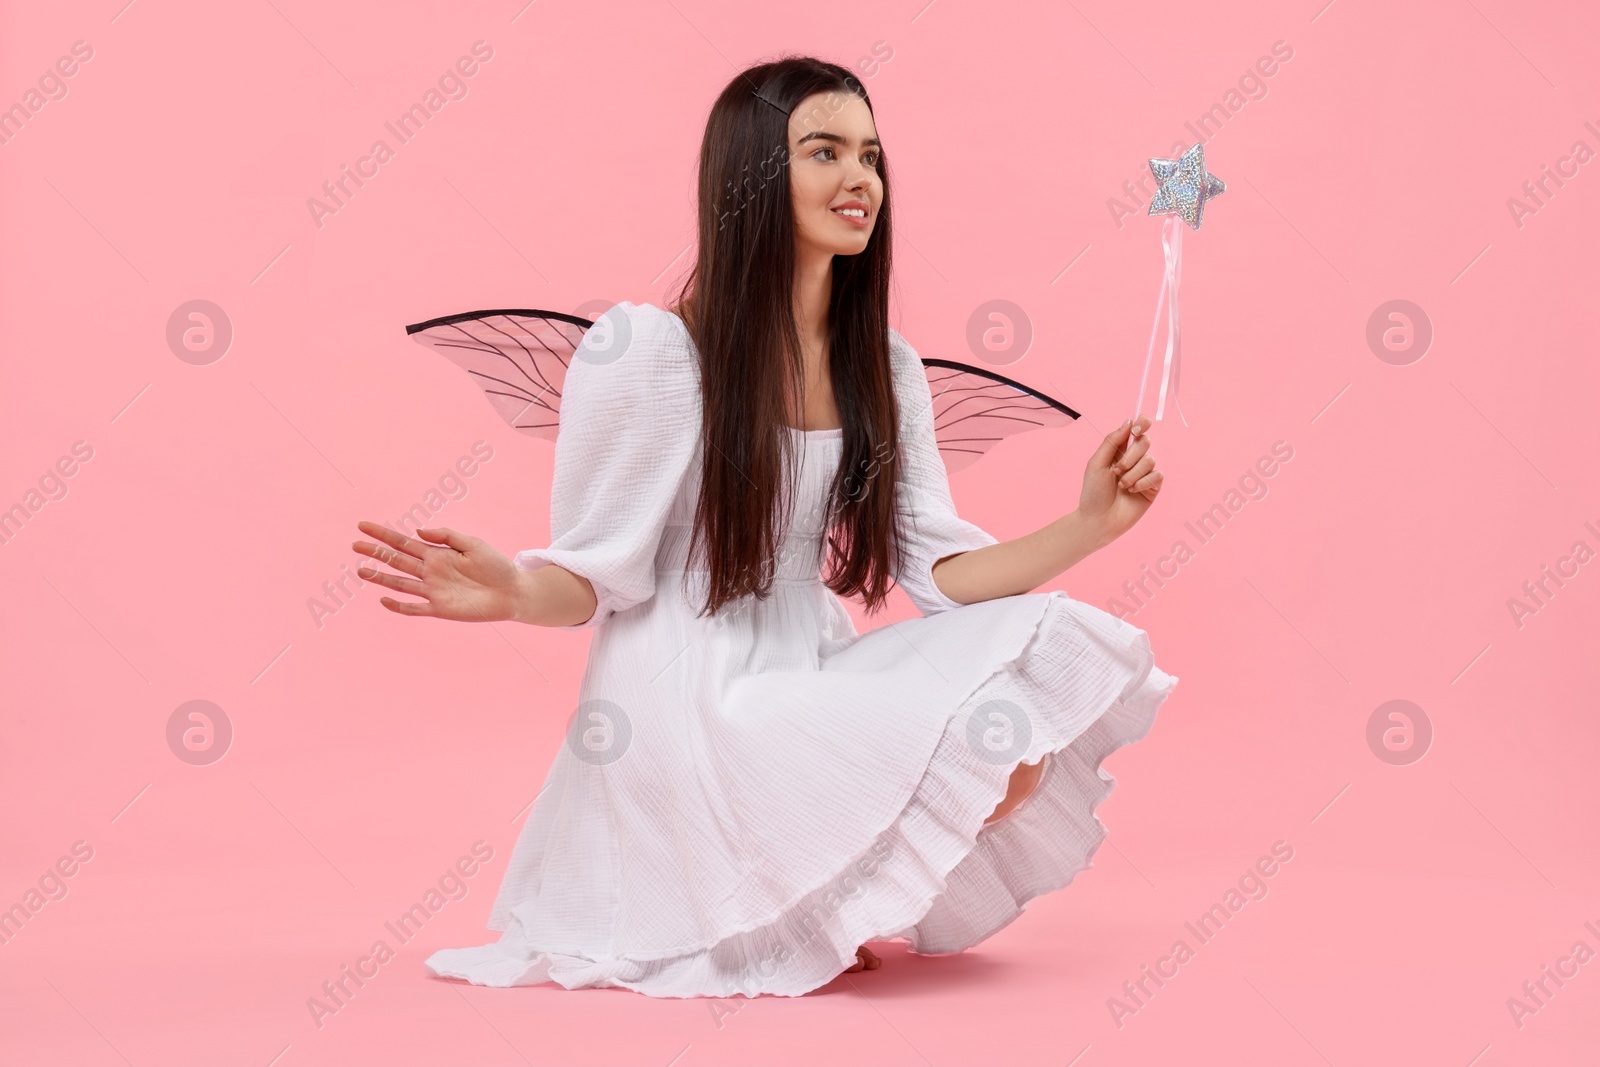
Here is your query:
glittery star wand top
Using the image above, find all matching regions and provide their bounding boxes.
[1135,141,1225,426]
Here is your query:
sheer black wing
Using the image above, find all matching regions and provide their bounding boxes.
[405,311,1079,466]
[920,359,1081,474]
[404,308,598,443]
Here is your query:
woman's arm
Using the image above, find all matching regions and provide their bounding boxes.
[352,303,700,630]
[509,563,600,628]
[351,519,613,628]
[928,510,1110,607]
[928,415,1165,607]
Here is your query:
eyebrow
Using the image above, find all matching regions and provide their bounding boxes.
[795,131,881,149]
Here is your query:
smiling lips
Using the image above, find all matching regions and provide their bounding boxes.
[831,201,870,227]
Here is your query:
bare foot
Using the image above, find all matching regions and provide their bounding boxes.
[844,944,882,972]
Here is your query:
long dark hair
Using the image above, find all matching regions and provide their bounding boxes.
[666,55,904,620]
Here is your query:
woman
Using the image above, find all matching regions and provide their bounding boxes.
[352,55,1175,998]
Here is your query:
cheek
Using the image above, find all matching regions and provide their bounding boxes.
[790,164,832,207]
[790,175,832,220]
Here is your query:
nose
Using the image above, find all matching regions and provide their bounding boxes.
[844,161,875,193]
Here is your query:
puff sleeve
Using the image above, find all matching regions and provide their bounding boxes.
[888,327,1000,616]
[514,302,702,630]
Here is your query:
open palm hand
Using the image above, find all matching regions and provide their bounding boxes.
[351,520,520,623]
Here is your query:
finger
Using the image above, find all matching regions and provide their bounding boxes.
[378,595,437,617]
[1129,414,1153,440]
[1118,455,1155,490]
[416,526,476,553]
[357,520,427,562]
[1129,469,1164,496]
[351,539,424,579]
[1112,433,1150,476]
[356,566,427,597]
[1091,419,1136,470]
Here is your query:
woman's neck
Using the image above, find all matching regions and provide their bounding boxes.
[792,242,833,349]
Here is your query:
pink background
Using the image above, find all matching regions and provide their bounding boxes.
[3,0,1598,1063]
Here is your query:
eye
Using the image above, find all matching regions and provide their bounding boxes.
[813,146,882,167]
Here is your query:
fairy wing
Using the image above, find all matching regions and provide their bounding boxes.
[404,308,602,442]
[405,309,1079,471]
[920,358,1081,474]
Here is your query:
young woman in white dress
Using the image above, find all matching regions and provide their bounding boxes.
[352,55,1173,997]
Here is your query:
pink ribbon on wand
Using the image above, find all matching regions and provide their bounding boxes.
[1134,215,1184,427]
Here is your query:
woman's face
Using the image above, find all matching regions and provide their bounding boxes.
[787,91,881,258]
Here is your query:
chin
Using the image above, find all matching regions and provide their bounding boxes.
[814,231,873,257]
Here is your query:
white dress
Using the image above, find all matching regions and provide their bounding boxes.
[424,301,1178,998]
